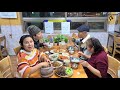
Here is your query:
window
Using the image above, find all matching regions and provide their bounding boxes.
[88,22,104,29]
[23,22,44,32]
[70,22,85,30]
[22,12,107,32]
[54,22,61,30]
[67,12,82,17]
[88,22,105,31]
[22,12,65,17]
[23,22,62,32]
[67,12,106,17]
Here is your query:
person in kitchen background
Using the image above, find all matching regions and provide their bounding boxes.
[75,22,92,60]
[27,25,48,49]
[17,35,50,78]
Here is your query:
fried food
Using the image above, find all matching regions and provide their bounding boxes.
[59,49,66,52]
[52,61,62,67]
[59,55,68,60]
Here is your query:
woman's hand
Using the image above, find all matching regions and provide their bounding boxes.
[79,60,102,78]
[40,62,49,67]
[79,60,90,68]
[45,58,51,63]
[78,51,91,59]
[78,51,84,56]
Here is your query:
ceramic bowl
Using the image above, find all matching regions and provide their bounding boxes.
[69,50,74,54]
[40,66,54,77]
[49,53,59,61]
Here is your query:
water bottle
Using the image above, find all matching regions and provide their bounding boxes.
[50,37,53,43]
[118,66,120,78]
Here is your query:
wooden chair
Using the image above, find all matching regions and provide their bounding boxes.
[0,56,14,78]
[13,47,22,78]
[112,34,120,57]
[107,55,120,78]
[72,33,78,39]
[0,36,9,59]
[14,46,21,55]
[0,71,3,78]
[103,46,108,54]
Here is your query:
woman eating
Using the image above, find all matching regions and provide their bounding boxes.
[79,37,108,78]
[17,35,51,78]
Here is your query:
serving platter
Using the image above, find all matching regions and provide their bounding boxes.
[55,66,73,78]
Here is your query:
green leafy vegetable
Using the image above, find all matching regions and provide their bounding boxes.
[43,38,50,43]
[53,34,68,43]
[65,67,73,75]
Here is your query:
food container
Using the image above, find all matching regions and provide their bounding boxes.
[40,65,54,78]
[52,61,63,69]
[49,53,59,61]
[67,46,75,55]
[63,59,70,67]
[69,50,74,54]
[67,46,75,51]
[47,43,53,48]
[55,66,73,78]
[71,63,79,69]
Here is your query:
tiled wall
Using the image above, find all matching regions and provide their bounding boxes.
[89,32,108,47]
[1,25,23,55]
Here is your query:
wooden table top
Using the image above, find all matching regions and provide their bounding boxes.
[39,41,88,78]
[51,64,88,78]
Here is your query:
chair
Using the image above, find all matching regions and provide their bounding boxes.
[107,55,120,78]
[0,71,3,78]
[0,56,14,78]
[72,33,78,39]
[112,34,120,57]
[14,46,21,55]
[0,36,9,59]
[103,46,108,54]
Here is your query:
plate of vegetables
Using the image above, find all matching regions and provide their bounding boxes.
[55,66,73,78]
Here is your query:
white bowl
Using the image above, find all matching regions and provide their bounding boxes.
[48,43,53,48]
[64,59,70,66]
[49,53,59,61]
[69,50,74,54]
[52,61,63,69]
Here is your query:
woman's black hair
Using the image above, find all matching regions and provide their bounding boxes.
[19,35,33,50]
[86,37,104,54]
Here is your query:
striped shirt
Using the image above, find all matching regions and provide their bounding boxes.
[17,48,45,78]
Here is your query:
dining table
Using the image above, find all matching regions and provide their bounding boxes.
[39,37,88,78]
